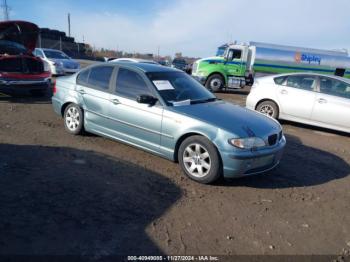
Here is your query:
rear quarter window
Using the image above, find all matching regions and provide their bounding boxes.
[274,76,286,85]
[77,69,90,86]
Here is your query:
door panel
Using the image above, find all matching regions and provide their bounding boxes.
[311,77,350,129]
[311,93,350,129]
[277,75,317,119]
[107,95,163,152]
[106,67,163,153]
[225,48,243,76]
[77,84,110,129]
[76,65,115,131]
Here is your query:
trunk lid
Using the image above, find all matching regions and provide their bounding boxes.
[0,20,39,53]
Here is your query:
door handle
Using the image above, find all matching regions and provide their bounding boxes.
[77,89,86,95]
[280,89,288,95]
[110,98,121,105]
[317,98,327,104]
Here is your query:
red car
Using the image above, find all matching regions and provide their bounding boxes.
[0,20,51,96]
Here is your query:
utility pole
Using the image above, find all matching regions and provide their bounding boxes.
[68,13,71,37]
[2,0,10,21]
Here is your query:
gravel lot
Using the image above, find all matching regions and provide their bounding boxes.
[0,75,349,257]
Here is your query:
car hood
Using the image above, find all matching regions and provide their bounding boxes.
[50,58,79,67]
[171,100,281,137]
[196,56,224,64]
[0,21,39,52]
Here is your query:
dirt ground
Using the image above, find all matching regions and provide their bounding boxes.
[0,83,349,258]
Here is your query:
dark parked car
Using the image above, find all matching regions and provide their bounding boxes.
[171,58,187,71]
[0,21,51,96]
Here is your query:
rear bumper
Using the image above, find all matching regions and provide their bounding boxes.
[0,79,51,95]
[221,136,286,178]
[52,96,63,116]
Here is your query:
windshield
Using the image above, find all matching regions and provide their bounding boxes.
[44,50,69,59]
[216,47,226,57]
[147,71,217,106]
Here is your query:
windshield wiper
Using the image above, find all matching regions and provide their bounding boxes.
[191,97,219,104]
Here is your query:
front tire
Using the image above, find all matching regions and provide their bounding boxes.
[256,100,279,119]
[63,103,84,135]
[205,74,224,92]
[178,135,222,184]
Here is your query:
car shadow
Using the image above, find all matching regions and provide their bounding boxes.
[280,119,350,138]
[0,144,182,256]
[221,134,350,189]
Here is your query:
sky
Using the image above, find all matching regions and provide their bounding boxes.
[5,0,350,57]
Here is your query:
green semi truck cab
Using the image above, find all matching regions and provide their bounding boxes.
[191,44,254,91]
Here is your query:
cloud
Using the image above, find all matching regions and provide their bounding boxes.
[16,0,350,57]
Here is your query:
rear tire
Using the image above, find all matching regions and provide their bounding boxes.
[256,100,279,119]
[205,74,224,92]
[63,103,84,135]
[178,135,222,184]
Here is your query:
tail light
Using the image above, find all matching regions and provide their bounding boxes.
[52,80,57,94]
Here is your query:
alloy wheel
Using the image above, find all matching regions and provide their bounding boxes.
[259,105,275,117]
[183,143,211,178]
[65,107,80,132]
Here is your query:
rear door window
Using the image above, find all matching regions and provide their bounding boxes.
[274,76,287,85]
[87,66,114,90]
[319,77,350,99]
[285,75,316,91]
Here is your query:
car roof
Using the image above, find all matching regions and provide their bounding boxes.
[260,72,350,83]
[108,61,181,73]
[112,58,157,63]
[36,48,64,52]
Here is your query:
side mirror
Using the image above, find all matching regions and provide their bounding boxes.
[136,94,157,105]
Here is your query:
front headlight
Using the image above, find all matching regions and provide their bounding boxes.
[228,137,266,149]
[196,71,207,77]
[50,60,63,67]
[43,61,50,72]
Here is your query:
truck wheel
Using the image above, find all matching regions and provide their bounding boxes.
[205,74,224,92]
[256,100,279,119]
[178,135,222,184]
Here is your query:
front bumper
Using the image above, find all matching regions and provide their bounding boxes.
[63,68,80,74]
[221,136,286,178]
[51,66,65,75]
[192,75,207,85]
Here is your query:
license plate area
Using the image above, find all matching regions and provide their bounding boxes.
[250,154,274,169]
